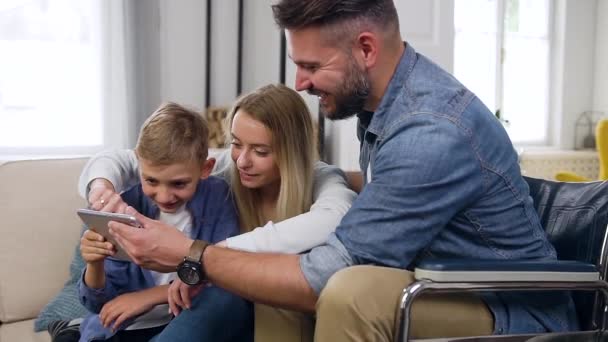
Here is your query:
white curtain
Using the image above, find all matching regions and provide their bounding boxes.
[99,0,137,150]
[0,0,139,158]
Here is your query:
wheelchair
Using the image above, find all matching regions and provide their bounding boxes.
[398,177,608,342]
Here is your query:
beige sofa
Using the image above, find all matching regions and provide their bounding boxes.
[0,158,88,342]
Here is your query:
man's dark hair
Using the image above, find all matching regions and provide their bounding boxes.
[272,0,399,36]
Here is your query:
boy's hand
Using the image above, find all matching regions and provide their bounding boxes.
[80,229,115,263]
[100,292,156,331]
[88,178,128,213]
[168,278,205,316]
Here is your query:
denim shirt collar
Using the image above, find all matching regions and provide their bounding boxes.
[358,42,417,136]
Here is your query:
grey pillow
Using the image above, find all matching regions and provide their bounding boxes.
[34,227,89,332]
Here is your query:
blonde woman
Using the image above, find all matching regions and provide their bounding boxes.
[222,83,317,239]
[79,84,356,341]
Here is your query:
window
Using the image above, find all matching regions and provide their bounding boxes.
[0,0,103,156]
[454,0,552,145]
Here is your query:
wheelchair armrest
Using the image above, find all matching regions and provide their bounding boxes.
[414,259,599,282]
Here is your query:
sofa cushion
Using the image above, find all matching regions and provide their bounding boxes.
[0,158,87,324]
[33,228,88,331]
[0,319,51,342]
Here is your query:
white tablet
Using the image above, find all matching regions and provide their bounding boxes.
[77,208,142,261]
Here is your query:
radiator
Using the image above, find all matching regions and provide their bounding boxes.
[518,150,599,180]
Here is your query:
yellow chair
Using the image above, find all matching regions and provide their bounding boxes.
[555,119,608,182]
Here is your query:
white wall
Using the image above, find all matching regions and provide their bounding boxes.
[241,0,281,93]
[395,0,454,72]
[145,0,456,171]
[133,0,602,168]
[326,0,455,170]
[156,0,284,106]
[593,0,608,112]
[325,0,601,167]
[209,0,240,105]
[158,0,207,110]
[123,0,209,130]
[551,0,598,149]
[123,0,162,140]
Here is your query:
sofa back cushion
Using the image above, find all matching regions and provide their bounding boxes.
[0,158,87,324]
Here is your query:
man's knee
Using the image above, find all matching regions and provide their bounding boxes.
[315,266,415,341]
[318,266,371,311]
[317,266,414,313]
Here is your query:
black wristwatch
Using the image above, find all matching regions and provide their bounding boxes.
[177,240,210,285]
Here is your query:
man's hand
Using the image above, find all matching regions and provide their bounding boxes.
[99,292,156,331]
[108,207,192,272]
[167,279,205,316]
[88,178,127,213]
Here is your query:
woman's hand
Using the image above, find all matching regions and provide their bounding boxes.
[88,178,128,213]
[99,291,156,331]
[108,207,192,272]
[80,229,115,263]
[167,279,205,316]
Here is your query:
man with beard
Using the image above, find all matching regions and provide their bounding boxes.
[92,0,578,341]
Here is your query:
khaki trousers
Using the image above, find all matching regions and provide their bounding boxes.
[254,304,314,342]
[256,265,494,342]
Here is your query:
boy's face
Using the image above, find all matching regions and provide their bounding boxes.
[138,157,213,213]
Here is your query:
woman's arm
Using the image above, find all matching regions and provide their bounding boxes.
[78,149,232,200]
[78,149,140,199]
[225,162,357,253]
[80,150,356,254]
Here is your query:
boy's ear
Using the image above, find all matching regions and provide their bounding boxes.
[200,158,216,179]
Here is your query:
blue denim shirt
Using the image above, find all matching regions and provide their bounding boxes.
[78,176,240,341]
[300,43,578,334]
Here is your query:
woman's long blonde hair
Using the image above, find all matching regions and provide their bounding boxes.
[226,84,317,231]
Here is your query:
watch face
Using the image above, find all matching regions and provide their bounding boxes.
[177,261,202,285]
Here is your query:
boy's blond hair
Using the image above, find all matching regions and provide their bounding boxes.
[136,102,209,165]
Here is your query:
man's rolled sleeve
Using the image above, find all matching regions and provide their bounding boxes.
[299,233,354,294]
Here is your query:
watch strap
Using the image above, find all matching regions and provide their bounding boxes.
[188,239,210,263]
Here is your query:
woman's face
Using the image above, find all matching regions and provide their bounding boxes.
[230,109,281,192]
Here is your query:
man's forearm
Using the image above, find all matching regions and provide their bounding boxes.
[345,171,363,193]
[204,246,318,313]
